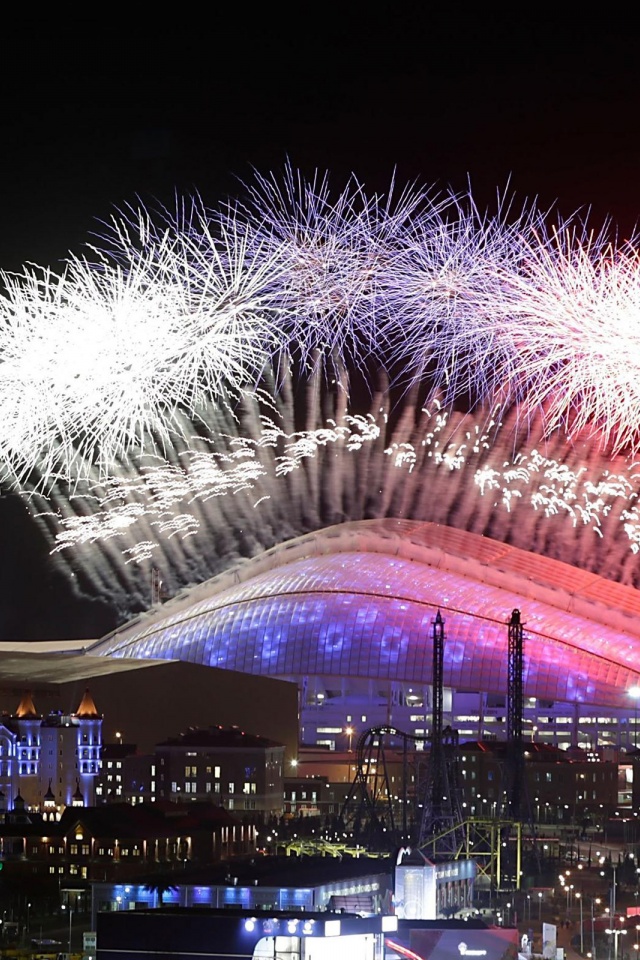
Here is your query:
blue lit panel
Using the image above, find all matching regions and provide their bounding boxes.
[90,521,640,709]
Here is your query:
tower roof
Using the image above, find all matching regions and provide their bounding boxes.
[76,688,100,718]
[15,691,38,718]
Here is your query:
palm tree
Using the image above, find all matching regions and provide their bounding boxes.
[143,878,179,908]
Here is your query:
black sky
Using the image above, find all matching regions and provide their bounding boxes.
[2,12,640,639]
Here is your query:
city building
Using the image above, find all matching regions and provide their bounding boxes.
[286,739,622,832]
[0,801,256,907]
[395,848,476,920]
[88,520,640,755]
[95,726,285,819]
[96,743,139,804]
[459,741,620,824]
[282,775,351,820]
[0,690,102,813]
[91,855,393,924]
[152,726,284,817]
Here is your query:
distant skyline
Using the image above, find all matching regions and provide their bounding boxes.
[2,13,640,640]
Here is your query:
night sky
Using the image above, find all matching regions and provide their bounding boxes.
[1,13,640,639]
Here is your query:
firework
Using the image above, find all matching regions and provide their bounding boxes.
[0,203,287,485]
[4,166,640,622]
[3,168,640,488]
[27,370,640,622]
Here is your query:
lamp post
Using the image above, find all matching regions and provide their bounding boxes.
[629,687,640,749]
[538,891,543,921]
[61,905,73,954]
[591,897,601,960]
[611,864,618,954]
[345,726,353,752]
[576,893,584,955]
[605,920,626,960]
[566,883,574,914]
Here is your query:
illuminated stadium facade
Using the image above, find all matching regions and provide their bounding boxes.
[90,519,640,753]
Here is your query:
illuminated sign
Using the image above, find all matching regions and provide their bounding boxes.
[458,942,487,956]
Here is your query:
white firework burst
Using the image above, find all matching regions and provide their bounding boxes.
[3,164,640,501]
[224,163,437,369]
[0,203,288,485]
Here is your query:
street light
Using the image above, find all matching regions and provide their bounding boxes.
[590,897,601,960]
[605,921,626,960]
[566,883,574,913]
[345,726,354,752]
[576,892,584,955]
[538,891,543,920]
[61,905,73,954]
[629,687,640,749]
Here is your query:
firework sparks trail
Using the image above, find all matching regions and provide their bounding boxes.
[25,374,640,621]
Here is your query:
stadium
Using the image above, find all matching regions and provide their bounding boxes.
[3,169,640,757]
[89,517,640,753]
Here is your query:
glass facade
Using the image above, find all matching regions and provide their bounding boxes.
[90,520,640,716]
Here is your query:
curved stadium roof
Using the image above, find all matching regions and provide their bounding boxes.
[89,519,640,709]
